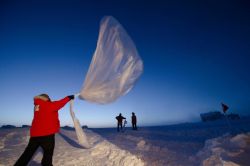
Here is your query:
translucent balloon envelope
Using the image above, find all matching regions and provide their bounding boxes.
[79,16,143,104]
[71,16,143,148]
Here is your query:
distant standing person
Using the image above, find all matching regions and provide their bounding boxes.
[116,113,126,132]
[131,112,137,130]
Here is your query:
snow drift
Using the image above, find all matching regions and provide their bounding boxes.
[0,128,144,166]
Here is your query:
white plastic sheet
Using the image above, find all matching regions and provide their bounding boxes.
[70,100,90,148]
[71,16,143,148]
[79,16,143,104]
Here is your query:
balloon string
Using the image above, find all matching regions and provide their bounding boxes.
[69,96,90,148]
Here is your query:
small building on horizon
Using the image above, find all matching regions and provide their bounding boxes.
[200,111,240,122]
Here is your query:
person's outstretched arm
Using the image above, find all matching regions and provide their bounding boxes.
[50,95,74,111]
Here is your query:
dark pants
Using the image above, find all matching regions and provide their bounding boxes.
[132,123,137,130]
[15,134,55,166]
[117,123,123,131]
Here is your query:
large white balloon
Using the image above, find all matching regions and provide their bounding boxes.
[71,16,143,148]
[79,16,143,104]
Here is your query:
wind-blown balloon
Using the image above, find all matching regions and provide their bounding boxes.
[70,16,143,148]
[79,16,143,104]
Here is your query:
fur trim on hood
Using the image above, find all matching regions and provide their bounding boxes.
[34,94,50,101]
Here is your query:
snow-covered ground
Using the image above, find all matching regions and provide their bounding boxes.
[0,128,143,166]
[0,117,250,166]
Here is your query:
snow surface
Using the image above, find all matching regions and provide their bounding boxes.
[0,129,143,166]
[0,117,250,166]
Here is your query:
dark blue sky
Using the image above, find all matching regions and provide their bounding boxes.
[1,0,250,127]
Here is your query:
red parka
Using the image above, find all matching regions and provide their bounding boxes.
[30,96,70,137]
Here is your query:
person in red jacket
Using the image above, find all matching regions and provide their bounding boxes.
[15,94,74,166]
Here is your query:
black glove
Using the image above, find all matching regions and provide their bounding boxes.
[68,95,74,100]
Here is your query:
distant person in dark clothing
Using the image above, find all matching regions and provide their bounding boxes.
[131,112,137,130]
[116,113,126,132]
